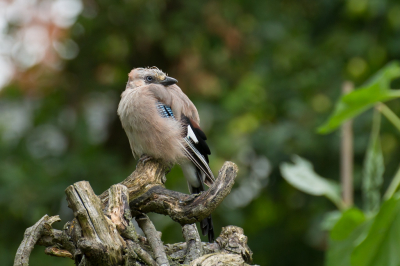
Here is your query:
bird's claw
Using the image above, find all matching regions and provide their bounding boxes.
[139,155,153,164]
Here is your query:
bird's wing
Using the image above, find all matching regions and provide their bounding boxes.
[180,115,214,186]
[156,101,214,186]
[156,101,175,119]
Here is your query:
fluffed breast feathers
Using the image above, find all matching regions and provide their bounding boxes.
[118,85,187,163]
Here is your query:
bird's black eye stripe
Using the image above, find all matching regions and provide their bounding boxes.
[146,76,153,82]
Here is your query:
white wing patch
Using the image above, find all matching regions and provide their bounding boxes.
[180,139,215,183]
[187,125,199,143]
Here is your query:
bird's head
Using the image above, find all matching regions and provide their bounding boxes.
[127,67,178,89]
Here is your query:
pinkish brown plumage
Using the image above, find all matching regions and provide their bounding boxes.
[118,67,215,242]
[118,68,199,162]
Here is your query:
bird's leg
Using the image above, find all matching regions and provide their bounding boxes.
[139,154,153,164]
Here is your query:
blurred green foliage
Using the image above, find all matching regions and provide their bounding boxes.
[318,61,400,134]
[2,0,400,265]
[280,156,343,209]
[281,62,400,265]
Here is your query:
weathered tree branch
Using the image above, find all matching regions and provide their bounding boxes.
[105,184,157,266]
[44,246,73,259]
[100,159,238,225]
[182,224,202,264]
[125,240,157,266]
[14,215,60,266]
[191,254,250,266]
[99,159,170,206]
[136,214,169,266]
[216,226,253,263]
[166,225,253,265]
[65,181,126,266]
[14,159,255,266]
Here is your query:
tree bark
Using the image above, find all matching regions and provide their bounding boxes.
[65,181,126,266]
[14,215,61,266]
[136,214,169,266]
[99,160,238,225]
[182,224,202,264]
[14,159,255,266]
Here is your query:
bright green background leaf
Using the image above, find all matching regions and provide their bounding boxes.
[321,210,343,231]
[330,208,366,241]
[318,61,400,134]
[351,195,400,266]
[280,155,344,209]
[362,109,384,213]
[326,208,371,266]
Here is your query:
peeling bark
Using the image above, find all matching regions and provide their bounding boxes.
[99,159,170,207]
[190,254,250,266]
[136,214,169,266]
[182,224,202,264]
[65,181,126,266]
[44,246,73,259]
[14,159,255,266]
[216,226,253,263]
[14,215,60,266]
[100,160,238,225]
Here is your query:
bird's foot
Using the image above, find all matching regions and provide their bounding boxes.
[139,154,153,164]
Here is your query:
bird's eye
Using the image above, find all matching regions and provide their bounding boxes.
[145,76,153,82]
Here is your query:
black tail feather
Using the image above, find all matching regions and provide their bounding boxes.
[200,216,214,242]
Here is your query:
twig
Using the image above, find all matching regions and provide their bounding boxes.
[182,224,202,264]
[164,241,220,261]
[14,214,61,266]
[341,81,354,207]
[136,214,169,266]
[126,240,157,266]
[44,246,73,259]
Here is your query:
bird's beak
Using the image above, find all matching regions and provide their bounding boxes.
[160,76,178,86]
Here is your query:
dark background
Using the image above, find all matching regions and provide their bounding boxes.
[1,0,400,265]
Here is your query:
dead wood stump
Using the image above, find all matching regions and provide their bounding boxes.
[14,159,256,266]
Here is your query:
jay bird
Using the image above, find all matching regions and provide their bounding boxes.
[118,67,215,242]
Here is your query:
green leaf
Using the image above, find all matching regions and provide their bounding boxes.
[351,195,400,266]
[378,103,400,133]
[330,208,366,241]
[318,61,400,134]
[362,109,384,214]
[321,210,343,231]
[384,165,400,200]
[326,208,371,266]
[280,155,344,209]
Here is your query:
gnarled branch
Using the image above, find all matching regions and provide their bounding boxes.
[182,224,202,264]
[14,159,254,266]
[136,214,169,266]
[14,215,61,266]
[65,181,126,266]
[100,159,238,225]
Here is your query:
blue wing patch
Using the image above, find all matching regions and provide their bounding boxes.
[156,101,175,119]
